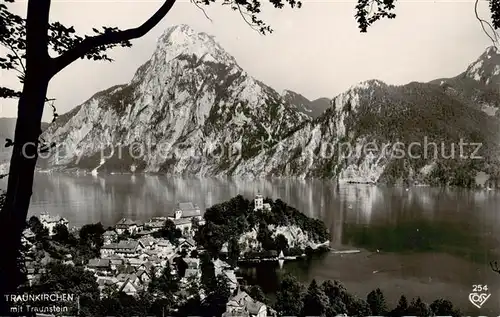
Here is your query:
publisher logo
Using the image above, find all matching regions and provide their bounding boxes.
[469,284,490,308]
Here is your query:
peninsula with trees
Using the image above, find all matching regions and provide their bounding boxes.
[194,194,331,263]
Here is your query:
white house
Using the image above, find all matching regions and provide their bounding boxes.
[39,212,69,236]
[172,218,193,234]
[168,202,205,225]
[117,278,141,297]
[253,194,271,212]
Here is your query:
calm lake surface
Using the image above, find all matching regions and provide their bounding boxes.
[2,172,500,314]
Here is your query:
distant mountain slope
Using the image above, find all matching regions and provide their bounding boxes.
[281,90,331,118]
[0,118,49,172]
[430,46,500,118]
[0,118,49,164]
[234,79,500,186]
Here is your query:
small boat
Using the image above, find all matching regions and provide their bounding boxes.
[278,250,285,259]
[331,249,360,254]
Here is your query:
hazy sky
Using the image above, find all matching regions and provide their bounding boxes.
[0,0,495,121]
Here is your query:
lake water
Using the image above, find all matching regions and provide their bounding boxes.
[2,173,500,314]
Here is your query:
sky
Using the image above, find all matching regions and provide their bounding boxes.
[0,0,495,121]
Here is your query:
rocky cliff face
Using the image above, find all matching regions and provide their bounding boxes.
[235,79,500,186]
[44,24,310,175]
[42,25,500,187]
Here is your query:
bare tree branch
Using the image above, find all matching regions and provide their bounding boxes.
[475,0,499,46]
[236,3,262,34]
[491,260,500,274]
[50,0,177,76]
[192,0,213,22]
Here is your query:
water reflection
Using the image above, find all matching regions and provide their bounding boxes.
[1,173,499,313]
[16,173,497,232]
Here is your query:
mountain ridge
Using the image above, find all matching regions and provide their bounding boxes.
[39,25,500,187]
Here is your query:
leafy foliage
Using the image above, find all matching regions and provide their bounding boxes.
[27,215,49,241]
[194,195,329,258]
[30,262,100,315]
[149,263,179,297]
[78,222,105,261]
[270,278,463,317]
[160,219,182,244]
[0,0,132,99]
[275,274,305,316]
[0,190,5,210]
[201,274,232,317]
[430,298,462,317]
[366,288,388,315]
[52,222,70,243]
[301,279,330,316]
[354,0,396,32]
[245,284,267,304]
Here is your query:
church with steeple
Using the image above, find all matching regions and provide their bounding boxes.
[253,193,271,212]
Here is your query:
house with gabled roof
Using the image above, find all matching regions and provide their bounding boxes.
[176,238,197,254]
[167,202,205,229]
[144,220,165,232]
[96,276,118,298]
[138,236,156,249]
[128,258,145,268]
[138,261,154,272]
[22,228,36,240]
[39,212,69,236]
[86,258,112,275]
[136,269,151,285]
[214,259,239,292]
[100,240,144,258]
[103,230,118,245]
[224,290,267,317]
[115,218,138,235]
[117,278,141,297]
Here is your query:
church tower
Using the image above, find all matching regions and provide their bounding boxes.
[254,193,264,211]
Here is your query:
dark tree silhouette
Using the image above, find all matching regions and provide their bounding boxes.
[245,285,267,304]
[52,222,70,243]
[275,273,305,316]
[161,219,182,244]
[2,0,500,310]
[366,288,388,315]
[301,279,330,316]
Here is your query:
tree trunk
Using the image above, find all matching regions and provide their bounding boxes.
[0,75,49,282]
[0,0,51,312]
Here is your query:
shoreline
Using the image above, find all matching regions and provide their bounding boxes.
[30,170,498,190]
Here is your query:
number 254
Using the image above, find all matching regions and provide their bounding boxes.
[473,284,488,292]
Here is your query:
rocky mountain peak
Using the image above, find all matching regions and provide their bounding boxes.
[131,24,239,84]
[157,24,237,65]
[464,45,500,87]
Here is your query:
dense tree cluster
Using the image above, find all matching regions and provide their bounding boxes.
[194,195,329,259]
[157,219,182,244]
[24,219,106,265]
[0,191,5,210]
[274,274,462,317]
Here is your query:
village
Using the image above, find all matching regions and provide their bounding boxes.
[20,196,275,317]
